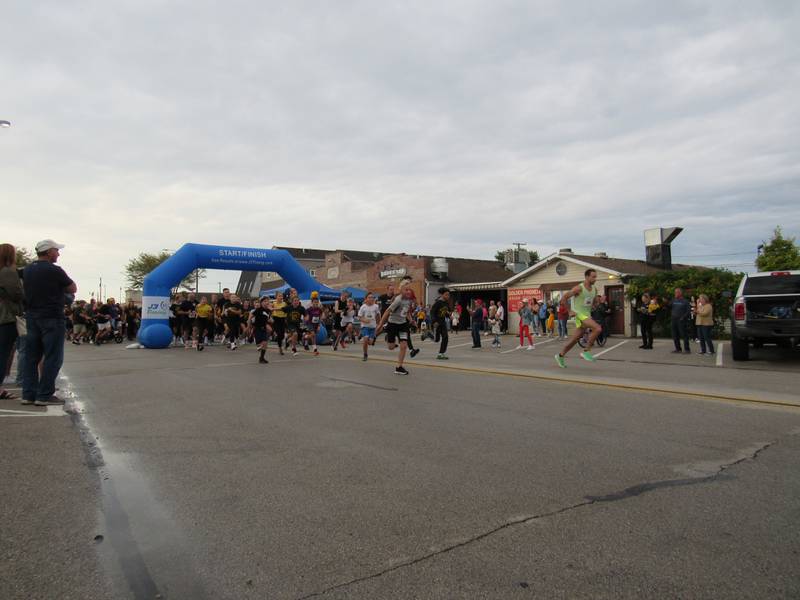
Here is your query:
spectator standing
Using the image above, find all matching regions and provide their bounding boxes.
[637,293,654,349]
[0,244,24,400]
[517,299,535,349]
[670,288,691,354]
[557,300,569,340]
[21,240,77,406]
[496,301,505,333]
[124,300,140,341]
[695,294,715,355]
[430,287,451,360]
[538,301,548,335]
[71,300,89,344]
[592,295,611,343]
[470,300,484,348]
[450,305,459,332]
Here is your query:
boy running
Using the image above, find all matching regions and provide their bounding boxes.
[304,294,323,356]
[555,269,602,368]
[284,296,306,356]
[332,291,349,350]
[376,282,415,375]
[223,294,244,350]
[252,297,272,363]
[399,276,420,358]
[358,292,381,361]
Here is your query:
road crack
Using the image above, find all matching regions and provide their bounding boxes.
[296,439,779,599]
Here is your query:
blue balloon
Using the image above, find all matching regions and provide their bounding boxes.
[138,323,174,349]
[139,243,343,348]
[316,324,328,345]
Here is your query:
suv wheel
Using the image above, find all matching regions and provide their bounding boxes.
[731,335,749,361]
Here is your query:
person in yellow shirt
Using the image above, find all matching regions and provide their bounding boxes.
[271,291,288,356]
[193,296,213,351]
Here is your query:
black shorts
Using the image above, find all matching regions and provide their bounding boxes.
[386,322,410,344]
[254,328,269,344]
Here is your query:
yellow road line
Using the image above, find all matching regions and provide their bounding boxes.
[321,351,800,411]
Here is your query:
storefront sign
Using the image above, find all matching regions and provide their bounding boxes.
[507,287,543,312]
[379,267,407,279]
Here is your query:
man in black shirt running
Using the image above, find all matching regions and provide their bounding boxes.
[252,297,272,363]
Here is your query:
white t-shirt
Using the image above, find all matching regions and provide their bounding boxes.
[341,307,356,324]
[358,304,381,327]
[496,305,504,321]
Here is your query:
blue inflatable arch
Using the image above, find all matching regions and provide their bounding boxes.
[139,243,340,348]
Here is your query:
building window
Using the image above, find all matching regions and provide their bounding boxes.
[309,269,316,277]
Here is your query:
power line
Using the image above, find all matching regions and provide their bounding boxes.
[673,251,755,258]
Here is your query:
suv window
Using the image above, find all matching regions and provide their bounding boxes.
[743,275,800,295]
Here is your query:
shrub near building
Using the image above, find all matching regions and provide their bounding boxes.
[626,267,742,337]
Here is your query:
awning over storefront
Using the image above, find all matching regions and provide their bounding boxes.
[445,281,504,292]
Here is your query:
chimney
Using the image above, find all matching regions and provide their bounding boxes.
[558,248,573,255]
[594,252,608,259]
[644,227,683,270]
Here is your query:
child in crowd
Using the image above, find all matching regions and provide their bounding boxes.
[546,307,556,337]
[489,314,502,348]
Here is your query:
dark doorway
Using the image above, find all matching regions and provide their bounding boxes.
[606,285,625,335]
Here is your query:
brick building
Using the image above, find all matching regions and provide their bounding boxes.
[236,246,511,306]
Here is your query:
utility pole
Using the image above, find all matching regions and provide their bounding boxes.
[99,276,103,302]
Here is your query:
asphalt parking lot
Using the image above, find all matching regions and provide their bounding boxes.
[1,334,799,599]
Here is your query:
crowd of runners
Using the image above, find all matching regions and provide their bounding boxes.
[118,269,612,375]
[0,239,650,390]
[151,277,437,375]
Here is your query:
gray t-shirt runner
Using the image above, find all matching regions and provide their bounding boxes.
[387,294,412,324]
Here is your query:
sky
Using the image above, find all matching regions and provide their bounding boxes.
[3,1,799,299]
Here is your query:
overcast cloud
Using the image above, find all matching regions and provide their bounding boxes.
[3,1,799,297]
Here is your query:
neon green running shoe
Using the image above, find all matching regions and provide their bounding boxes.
[581,351,596,362]
[554,354,566,368]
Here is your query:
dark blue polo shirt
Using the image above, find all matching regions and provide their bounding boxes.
[23,260,74,319]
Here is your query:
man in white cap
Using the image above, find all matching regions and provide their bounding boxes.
[20,240,77,406]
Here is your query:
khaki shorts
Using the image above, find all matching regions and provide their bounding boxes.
[73,324,87,334]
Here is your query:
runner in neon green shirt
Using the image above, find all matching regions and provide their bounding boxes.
[555,268,603,368]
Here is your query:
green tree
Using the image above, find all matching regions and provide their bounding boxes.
[756,226,800,271]
[626,267,742,336]
[495,248,540,266]
[124,251,206,291]
[15,246,34,267]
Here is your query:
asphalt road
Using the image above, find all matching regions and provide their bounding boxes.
[2,334,799,599]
